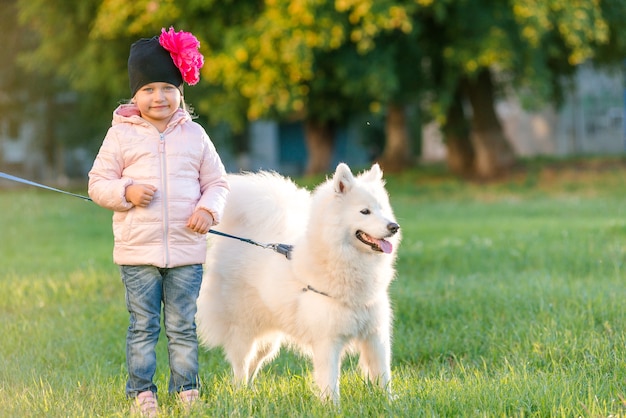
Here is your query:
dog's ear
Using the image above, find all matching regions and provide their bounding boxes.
[360,163,383,182]
[333,163,354,194]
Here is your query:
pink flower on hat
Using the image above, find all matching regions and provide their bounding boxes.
[159,27,204,85]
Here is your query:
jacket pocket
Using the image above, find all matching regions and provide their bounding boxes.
[113,210,134,243]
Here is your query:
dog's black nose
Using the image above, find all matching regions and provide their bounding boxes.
[387,222,400,234]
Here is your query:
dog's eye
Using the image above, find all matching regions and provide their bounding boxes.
[360,209,371,215]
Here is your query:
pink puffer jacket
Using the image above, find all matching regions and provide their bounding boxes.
[88,104,229,268]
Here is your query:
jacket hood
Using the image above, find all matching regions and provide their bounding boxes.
[112,103,190,129]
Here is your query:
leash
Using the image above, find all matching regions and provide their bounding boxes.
[0,171,293,259]
[207,229,293,259]
[0,171,94,202]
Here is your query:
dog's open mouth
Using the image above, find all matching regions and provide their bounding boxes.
[356,230,393,254]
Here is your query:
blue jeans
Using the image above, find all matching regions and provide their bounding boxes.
[120,264,203,398]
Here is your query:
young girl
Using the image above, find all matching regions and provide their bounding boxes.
[88,27,229,416]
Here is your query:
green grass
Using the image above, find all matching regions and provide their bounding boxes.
[2,159,626,416]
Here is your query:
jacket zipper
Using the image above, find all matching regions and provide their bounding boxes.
[159,132,170,267]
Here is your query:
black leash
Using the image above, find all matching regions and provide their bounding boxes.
[0,171,293,259]
[207,229,293,259]
[0,171,94,202]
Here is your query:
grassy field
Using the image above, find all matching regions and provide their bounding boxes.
[2,158,626,416]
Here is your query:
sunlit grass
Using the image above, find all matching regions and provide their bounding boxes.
[2,159,626,416]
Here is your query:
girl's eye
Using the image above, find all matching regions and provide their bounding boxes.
[360,209,370,215]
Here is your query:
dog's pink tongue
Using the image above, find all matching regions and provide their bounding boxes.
[379,239,393,254]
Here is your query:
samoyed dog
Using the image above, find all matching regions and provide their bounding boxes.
[196,163,400,403]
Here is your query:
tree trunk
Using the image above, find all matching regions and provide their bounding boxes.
[378,103,412,172]
[42,96,59,180]
[464,68,516,179]
[304,119,335,175]
[443,85,474,177]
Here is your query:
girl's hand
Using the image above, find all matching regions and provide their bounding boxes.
[187,209,214,234]
[125,184,157,207]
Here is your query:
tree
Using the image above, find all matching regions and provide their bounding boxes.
[0,0,30,146]
[14,0,135,176]
[592,0,626,65]
[197,0,422,174]
[414,0,620,178]
[1,0,80,178]
[11,0,424,174]
[15,0,626,179]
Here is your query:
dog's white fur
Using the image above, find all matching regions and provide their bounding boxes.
[196,163,400,403]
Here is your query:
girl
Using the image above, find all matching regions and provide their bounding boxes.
[88,27,229,416]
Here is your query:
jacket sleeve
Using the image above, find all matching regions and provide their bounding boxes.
[88,128,134,212]
[195,134,230,225]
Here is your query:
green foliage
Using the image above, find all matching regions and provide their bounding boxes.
[197,0,425,125]
[3,159,626,415]
[414,0,622,119]
[10,0,626,146]
[593,0,626,64]
[0,0,36,117]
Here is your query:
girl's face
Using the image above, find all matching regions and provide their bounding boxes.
[133,82,182,130]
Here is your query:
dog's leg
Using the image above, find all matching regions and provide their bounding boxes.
[227,352,251,386]
[224,331,258,386]
[311,342,343,404]
[247,337,282,382]
[357,333,392,397]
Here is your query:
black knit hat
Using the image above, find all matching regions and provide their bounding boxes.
[128,36,183,97]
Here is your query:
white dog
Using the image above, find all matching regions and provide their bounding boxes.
[196,163,400,403]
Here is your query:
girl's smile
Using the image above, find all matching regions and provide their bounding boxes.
[133,82,182,131]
